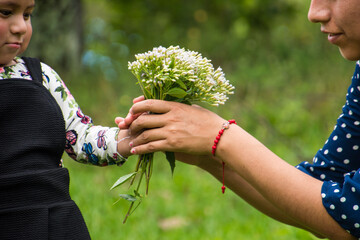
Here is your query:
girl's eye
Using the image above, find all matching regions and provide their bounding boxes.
[23,13,32,20]
[0,10,12,17]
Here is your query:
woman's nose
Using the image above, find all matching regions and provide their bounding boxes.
[308,0,331,23]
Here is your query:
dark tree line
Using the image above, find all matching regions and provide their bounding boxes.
[25,0,84,71]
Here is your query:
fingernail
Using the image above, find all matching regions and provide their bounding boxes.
[130,148,136,154]
[129,142,133,147]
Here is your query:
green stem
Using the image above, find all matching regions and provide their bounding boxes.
[145,154,154,195]
[123,161,146,224]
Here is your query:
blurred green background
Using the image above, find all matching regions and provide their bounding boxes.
[27,0,356,239]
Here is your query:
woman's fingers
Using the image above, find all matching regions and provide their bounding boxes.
[130,139,168,155]
[129,113,168,134]
[133,95,145,103]
[130,99,174,115]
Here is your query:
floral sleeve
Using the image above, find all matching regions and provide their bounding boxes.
[40,63,127,166]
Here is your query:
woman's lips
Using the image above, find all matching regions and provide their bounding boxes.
[327,33,342,45]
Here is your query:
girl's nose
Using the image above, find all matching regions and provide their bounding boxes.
[308,0,331,23]
[10,16,28,35]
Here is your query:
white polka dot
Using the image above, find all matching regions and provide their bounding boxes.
[344,159,350,164]
[349,110,353,115]
[342,214,347,219]
[332,183,337,186]
[351,87,354,93]
[355,121,360,125]
[341,197,346,202]
[320,174,326,179]
[354,145,359,150]
[330,204,335,210]
[347,133,352,138]
[355,99,359,103]
[337,147,343,153]
[314,157,318,163]
[334,189,340,193]
[324,150,329,155]
[352,187,356,192]
[321,161,325,166]
[333,135,338,141]
[310,167,314,172]
[330,167,336,171]
[355,223,360,228]
[342,123,347,128]
[322,193,326,198]
[354,205,359,211]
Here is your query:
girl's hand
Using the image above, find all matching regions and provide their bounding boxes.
[115,96,145,129]
[128,100,226,156]
[116,129,133,158]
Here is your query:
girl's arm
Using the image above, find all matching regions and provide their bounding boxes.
[41,63,132,166]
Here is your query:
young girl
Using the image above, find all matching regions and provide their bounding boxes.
[0,0,133,239]
[119,0,360,239]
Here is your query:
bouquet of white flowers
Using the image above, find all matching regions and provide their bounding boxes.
[111,46,234,223]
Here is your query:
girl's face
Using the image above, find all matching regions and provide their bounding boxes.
[308,0,360,61]
[0,0,34,67]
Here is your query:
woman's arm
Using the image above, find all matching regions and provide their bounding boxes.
[128,100,355,239]
[216,125,353,239]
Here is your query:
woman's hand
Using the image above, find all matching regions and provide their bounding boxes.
[128,99,226,156]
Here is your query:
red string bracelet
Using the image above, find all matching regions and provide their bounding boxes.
[212,119,237,194]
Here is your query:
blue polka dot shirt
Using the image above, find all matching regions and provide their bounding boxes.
[297,61,360,238]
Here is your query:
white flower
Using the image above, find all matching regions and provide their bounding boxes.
[128,45,234,105]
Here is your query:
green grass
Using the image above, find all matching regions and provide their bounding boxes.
[65,154,318,240]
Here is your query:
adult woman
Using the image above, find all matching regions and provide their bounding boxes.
[118,0,360,239]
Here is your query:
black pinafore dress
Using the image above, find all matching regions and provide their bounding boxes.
[0,58,91,239]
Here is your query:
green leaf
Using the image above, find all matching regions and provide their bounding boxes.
[110,172,137,190]
[176,78,187,90]
[165,88,187,98]
[165,151,176,176]
[119,194,138,202]
[169,57,175,69]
